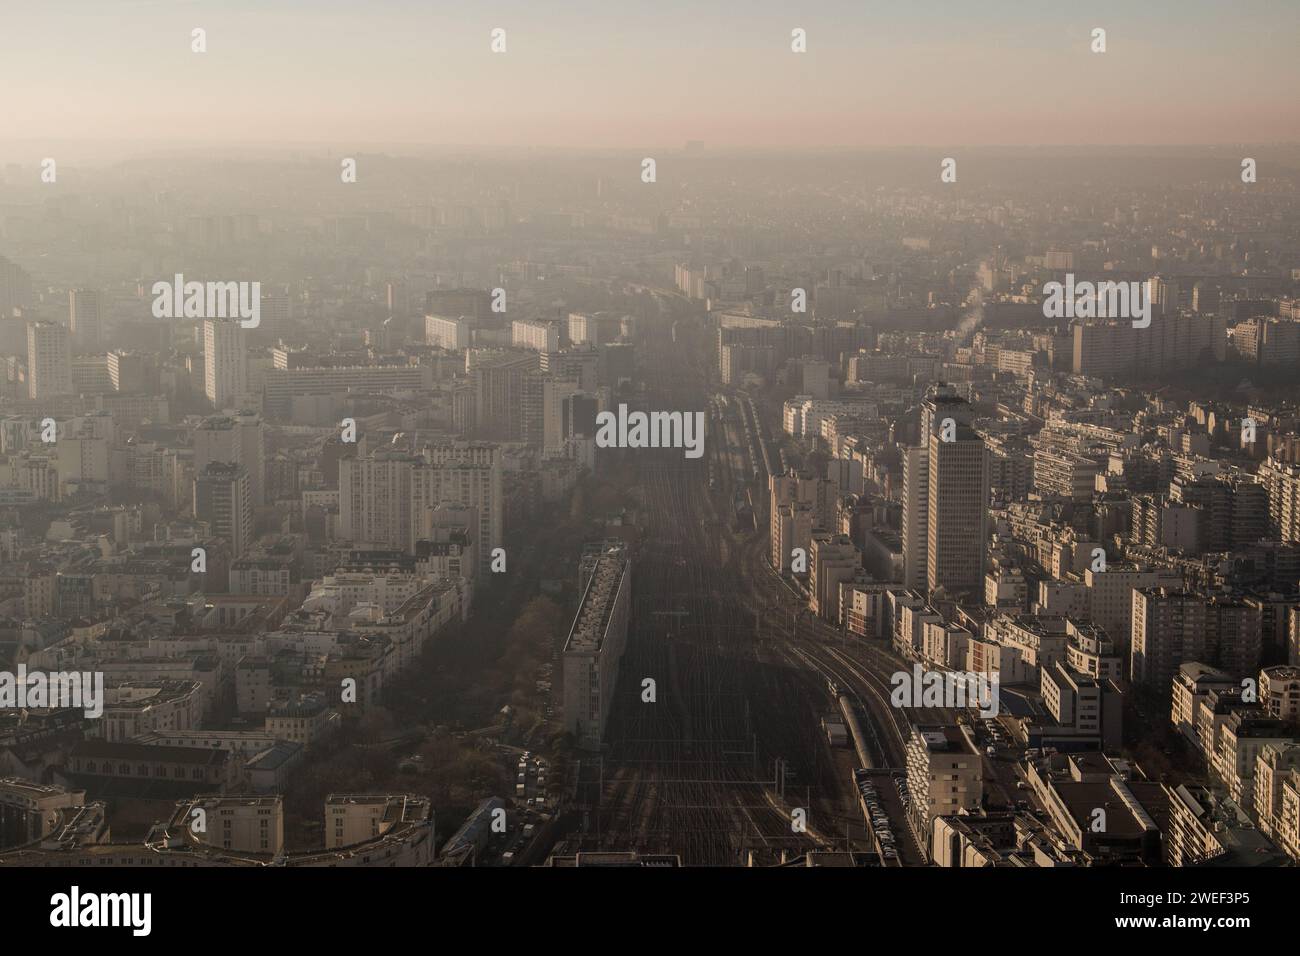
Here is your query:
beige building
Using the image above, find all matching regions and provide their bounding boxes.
[180,795,283,854]
[0,779,88,850]
[1261,665,1300,722]
[1025,753,1163,864]
[1164,782,1288,867]
[1253,741,1300,860]
[809,532,860,622]
[1170,662,1236,746]
[425,314,471,351]
[511,318,560,353]
[1083,565,1184,649]
[194,461,253,559]
[1276,772,1300,863]
[203,319,248,409]
[906,725,982,846]
[339,443,502,574]
[925,418,989,597]
[1211,711,1292,808]
[26,321,73,399]
[1131,589,1209,694]
[265,695,339,750]
[772,500,814,574]
[1,794,432,866]
[325,793,429,851]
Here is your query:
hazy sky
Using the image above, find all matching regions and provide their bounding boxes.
[3,0,1297,152]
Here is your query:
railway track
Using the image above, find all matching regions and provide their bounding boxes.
[573,312,843,863]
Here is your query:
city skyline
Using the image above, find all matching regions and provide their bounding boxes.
[1,2,1298,933]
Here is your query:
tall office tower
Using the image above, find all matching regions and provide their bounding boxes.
[919,384,971,441]
[412,460,503,569]
[259,291,290,338]
[566,392,599,441]
[0,257,33,316]
[900,445,929,590]
[904,382,982,598]
[194,413,266,507]
[194,462,253,559]
[26,321,74,399]
[904,385,970,591]
[450,382,478,435]
[422,442,503,572]
[338,451,418,552]
[236,412,266,507]
[193,416,240,475]
[469,349,536,440]
[337,442,503,569]
[542,378,582,452]
[1131,589,1210,694]
[1258,457,1300,543]
[563,542,632,750]
[769,473,797,568]
[1132,591,1262,696]
[926,424,990,596]
[1169,473,1267,553]
[521,370,546,446]
[540,346,599,392]
[769,469,836,565]
[810,532,861,621]
[204,319,248,409]
[68,289,101,350]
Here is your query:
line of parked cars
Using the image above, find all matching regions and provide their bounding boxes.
[853,769,898,862]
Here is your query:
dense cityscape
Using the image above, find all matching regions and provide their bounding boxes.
[2,144,1299,874]
[1,2,1298,938]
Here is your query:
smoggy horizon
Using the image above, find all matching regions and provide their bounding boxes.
[3,0,1297,154]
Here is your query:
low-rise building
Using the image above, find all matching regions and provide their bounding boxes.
[1164,783,1289,867]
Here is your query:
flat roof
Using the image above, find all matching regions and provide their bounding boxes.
[72,739,228,766]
